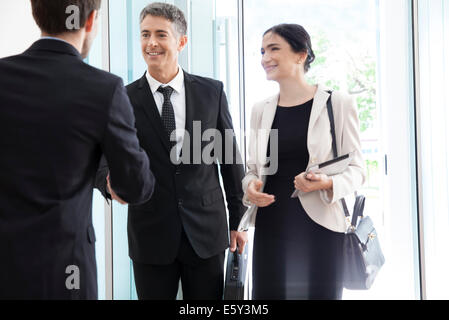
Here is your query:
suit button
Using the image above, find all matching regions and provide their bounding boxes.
[175,168,181,175]
[178,199,183,206]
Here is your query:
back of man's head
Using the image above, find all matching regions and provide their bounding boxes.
[31,0,102,35]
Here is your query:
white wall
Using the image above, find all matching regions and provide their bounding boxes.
[0,0,41,58]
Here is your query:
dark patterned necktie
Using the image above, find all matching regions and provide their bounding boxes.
[157,85,176,149]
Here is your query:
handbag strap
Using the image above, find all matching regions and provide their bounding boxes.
[325,91,351,219]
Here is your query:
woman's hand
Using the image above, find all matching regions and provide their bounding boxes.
[294,172,333,193]
[247,179,275,207]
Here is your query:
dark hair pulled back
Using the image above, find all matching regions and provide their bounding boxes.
[264,24,315,72]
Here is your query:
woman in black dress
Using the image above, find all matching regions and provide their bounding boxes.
[241,24,366,300]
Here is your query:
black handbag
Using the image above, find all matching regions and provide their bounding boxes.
[223,245,248,300]
[326,91,385,290]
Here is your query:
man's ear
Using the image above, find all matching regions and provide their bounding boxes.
[84,10,98,33]
[178,35,188,52]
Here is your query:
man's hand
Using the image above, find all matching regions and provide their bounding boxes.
[107,174,128,205]
[230,230,248,254]
[247,179,275,207]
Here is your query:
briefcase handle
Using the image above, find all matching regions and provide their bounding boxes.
[232,250,240,267]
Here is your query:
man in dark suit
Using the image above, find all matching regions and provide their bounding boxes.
[96,2,247,300]
[0,0,155,299]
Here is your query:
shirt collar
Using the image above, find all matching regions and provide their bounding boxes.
[40,36,73,46]
[146,66,184,95]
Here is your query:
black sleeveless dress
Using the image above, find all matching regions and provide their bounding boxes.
[252,99,345,300]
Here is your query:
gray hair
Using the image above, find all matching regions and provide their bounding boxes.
[140,2,187,36]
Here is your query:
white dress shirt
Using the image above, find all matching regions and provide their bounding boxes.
[146,67,186,159]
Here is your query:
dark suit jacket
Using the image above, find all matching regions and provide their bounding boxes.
[96,71,246,264]
[0,40,155,300]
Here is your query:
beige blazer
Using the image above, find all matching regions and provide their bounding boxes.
[239,84,366,233]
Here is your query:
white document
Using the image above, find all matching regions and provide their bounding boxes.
[290,151,355,198]
[237,205,257,232]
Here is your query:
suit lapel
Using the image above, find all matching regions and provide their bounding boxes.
[307,85,329,135]
[183,71,196,143]
[136,74,171,153]
[307,85,330,140]
[258,94,278,168]
[305,85,333,169]
[181,71,204,164]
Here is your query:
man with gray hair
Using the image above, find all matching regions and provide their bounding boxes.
[96,2,247,300]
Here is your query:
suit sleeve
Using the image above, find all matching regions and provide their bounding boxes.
[216,83,246,231]
[99,79,155,204]
[241,103,261,207]
[94,155,111,202]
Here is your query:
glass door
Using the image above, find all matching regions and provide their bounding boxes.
[85,8,108,300]
[108,0,149,300]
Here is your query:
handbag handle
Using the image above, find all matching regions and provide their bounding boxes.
[325,91,362,227]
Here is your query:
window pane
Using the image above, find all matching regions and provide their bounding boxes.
[417,0,449,300]
[188,0,242,142]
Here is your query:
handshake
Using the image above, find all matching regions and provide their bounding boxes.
[106,174,127,205]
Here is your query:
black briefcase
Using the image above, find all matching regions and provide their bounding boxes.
[223,245,248,300]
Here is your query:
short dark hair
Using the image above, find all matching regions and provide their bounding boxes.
[31,0,102,35]
[264,24,315,73]
[140,2,187,36]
